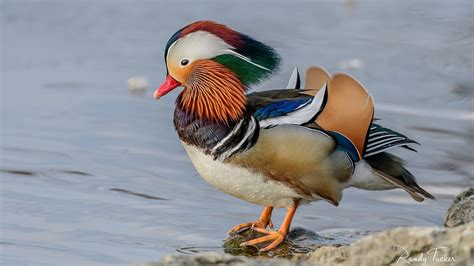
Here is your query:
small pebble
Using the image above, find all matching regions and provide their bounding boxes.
[127,76,149,95]
[337,58,364,70]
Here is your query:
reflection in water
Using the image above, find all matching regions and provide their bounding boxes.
[176,245,222,255]
[59,170,91,176]
[1,169,38,176]
[452,83,474,98]
[0,168,92,176]
[109,188,168,201]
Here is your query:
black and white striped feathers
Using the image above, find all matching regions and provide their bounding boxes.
[210,116,259,160]
[174,97,259,161]
[364,123,419,157]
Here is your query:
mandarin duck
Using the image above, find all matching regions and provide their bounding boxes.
[154,21,434,251]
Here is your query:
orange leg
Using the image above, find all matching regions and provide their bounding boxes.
[227,206,274,235]
[240,200,299,252]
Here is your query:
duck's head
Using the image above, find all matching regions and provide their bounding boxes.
[155,20,280,123]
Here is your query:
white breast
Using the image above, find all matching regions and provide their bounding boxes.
[182,142,300,208]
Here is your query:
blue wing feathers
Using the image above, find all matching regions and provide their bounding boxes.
[253,98,311,121]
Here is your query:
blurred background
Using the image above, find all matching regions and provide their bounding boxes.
[1,0,473,264]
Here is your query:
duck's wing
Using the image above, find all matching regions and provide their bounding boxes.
[245,66,305,114]
[248,81,327,128]
[245,65,323,115]
[245,69,426,203]
[250,73,373,160]
[247,66,332,126]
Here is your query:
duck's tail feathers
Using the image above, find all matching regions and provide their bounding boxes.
[366,152,435,202]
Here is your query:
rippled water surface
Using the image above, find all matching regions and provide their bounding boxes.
[1,0,473,265]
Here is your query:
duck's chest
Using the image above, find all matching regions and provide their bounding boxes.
[173,104,231,152]
[174,104,299,207]
[181,142,299,208]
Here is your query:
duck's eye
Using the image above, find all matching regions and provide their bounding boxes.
[180,59,189,66]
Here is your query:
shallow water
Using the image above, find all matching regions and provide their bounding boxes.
[1,0,473,265]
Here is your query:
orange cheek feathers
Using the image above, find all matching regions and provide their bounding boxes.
[179,60,246,123]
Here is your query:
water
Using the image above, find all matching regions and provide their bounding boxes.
[1,0,473,265]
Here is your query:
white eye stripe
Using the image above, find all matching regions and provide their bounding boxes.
[166,38,180,62]
[167,31,232,65]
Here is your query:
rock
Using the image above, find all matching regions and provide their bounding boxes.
[302,245,349,264]
[222,226,336,258]
[149,224,473,265]
[288,227,325,242]
[445,188,474,227]
[144,252,311,266]
[300,222,473,265]
[336,58,364,70]
[144,252,244,266]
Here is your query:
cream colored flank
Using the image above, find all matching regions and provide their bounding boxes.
[182,142,300,208]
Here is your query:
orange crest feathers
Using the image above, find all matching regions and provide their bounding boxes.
[180,60,246,124]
